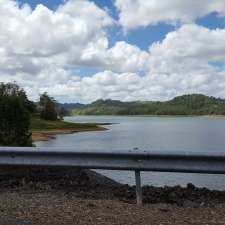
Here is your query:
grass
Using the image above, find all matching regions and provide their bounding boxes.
[31,116,100,132]
[30,116,106,142]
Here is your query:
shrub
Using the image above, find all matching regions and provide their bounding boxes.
[0,83,32,146]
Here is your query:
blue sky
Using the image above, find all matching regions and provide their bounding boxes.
[2,0,225,102]
[19,0,225,51]
[19,0,64,10]
[19,0,175,50]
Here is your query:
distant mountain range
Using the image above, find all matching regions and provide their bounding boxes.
[62,94,225,116]
[59,103,85,111]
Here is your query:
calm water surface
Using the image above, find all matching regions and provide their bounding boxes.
[35,116,225,190]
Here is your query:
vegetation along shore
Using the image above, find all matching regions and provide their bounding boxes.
[0,82,108,145]
[31,116,107,142]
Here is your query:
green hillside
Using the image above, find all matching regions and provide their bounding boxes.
[71,94,225,116]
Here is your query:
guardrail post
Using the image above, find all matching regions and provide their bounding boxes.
[135,170,142,205]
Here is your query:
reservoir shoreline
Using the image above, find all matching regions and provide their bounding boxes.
[32,126,107,142]
[32,114,225,142]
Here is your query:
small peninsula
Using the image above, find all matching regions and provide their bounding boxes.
[31,116,106,142]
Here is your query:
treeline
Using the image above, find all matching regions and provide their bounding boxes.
[0,82,68,146]
[71,94,225,116]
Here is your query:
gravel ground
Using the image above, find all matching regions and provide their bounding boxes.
[0,191,225,225]
[0,166,225,225]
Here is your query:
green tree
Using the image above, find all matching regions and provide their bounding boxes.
[39,92,58,121]
[58,106,69,120]
[0,83,32,146]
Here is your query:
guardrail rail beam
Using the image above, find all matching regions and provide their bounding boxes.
[1,147,225,205]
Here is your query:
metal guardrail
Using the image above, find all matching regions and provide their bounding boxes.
[1,147,225,205]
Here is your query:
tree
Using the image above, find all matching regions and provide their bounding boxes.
[0,82,32,146]
[58,107,69,120]
[39,92,58,121]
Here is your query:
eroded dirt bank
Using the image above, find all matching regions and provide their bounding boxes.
[32,126,107,142]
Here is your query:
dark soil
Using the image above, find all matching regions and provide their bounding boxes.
[1,166,225,207]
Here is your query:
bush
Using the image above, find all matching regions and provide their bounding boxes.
[0,83,32,146]
[39,93,58,121]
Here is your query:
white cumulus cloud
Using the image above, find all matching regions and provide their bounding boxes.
[115,0,225,30]
[1,1,225,103]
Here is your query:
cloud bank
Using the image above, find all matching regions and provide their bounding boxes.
[1,0,225,102]
[115,0,225,30]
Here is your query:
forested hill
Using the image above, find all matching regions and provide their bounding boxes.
[71,94,225,116]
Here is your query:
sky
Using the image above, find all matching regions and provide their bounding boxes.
[1,0,225,103]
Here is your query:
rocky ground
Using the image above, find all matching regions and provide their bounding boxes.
[0,166,225,224]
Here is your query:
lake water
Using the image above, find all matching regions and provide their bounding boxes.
[35,116,225,190]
